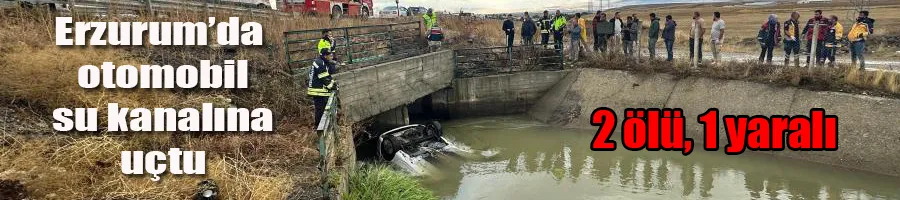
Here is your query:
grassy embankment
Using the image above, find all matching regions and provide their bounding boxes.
[0,7,426,199]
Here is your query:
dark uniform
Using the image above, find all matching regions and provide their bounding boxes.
[539,15,552,46]
[308,50,337,126]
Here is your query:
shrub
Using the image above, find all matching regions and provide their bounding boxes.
[346,165,436,200]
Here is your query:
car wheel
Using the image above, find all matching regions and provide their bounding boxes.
[380,135,400,161]
[426,121,443,138]
[331,6,342,19]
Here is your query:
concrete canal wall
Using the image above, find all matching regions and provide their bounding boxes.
[431,70,571,118]
[528,68,900,177]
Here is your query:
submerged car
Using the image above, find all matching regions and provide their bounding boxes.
[376,122,459,175]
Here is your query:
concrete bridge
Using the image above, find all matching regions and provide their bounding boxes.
[333,50,454,124]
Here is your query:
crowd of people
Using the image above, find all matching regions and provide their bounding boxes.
[498,9,876,69]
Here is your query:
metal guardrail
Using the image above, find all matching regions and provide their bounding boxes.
[453,44,564,78]
[62,0,287,18]
[283,21,424,67]
[316,90,340,199]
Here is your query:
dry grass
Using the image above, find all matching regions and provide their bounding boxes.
[0,8,389,200]
[0,132,318,199]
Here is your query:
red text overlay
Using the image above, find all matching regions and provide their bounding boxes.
[590,108,838,156]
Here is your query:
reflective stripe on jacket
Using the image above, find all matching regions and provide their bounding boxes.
[783,19,799,41]
[539,17,552,34]
[308,57,336,97]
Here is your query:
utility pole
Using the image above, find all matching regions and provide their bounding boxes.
[589,0,593,14]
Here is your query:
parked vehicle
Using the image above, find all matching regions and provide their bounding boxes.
[408,6,426,15]
[281,0,373,18]
[216,0,272,9]
[378,6,407,18]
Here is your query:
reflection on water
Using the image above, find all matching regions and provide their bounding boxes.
[422,116,900,200]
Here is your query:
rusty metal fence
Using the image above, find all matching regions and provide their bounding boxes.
[283,21,424,68]
[453,44,564,78]
[45,0,284,18]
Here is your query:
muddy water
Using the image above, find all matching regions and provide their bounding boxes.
[421,115,900,200]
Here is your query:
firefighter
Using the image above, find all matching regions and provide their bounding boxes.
[540,10,553,47]
[552,10,567,51]
[308,48,338,126]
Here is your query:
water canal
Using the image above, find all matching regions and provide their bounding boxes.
[420,115,900,200]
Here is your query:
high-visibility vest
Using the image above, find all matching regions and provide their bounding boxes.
[552,16,567,31]
[317,38,332,54]
[308,57,336,97]
[423,14,437,29]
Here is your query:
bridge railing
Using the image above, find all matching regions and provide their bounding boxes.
[316,91,340,199]
[453,44,564,78]
[284,21,424,68]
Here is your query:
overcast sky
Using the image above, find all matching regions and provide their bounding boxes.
[373,0,733,14]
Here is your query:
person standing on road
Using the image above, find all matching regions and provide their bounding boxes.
[503,14,516,50]
[631,14,641,58]
[663,15,677,62]
[611,12,624,52]
[758,14,781,64]
[577,13,591,53]
[690,12,706,65]
[824,15,843,67]
[710,12,726,65]
[623,16,635,57]
[803,10,828,66]
[308,48,338,126]
[630,15,641,58]
[783,12,802,67]
[648,13,661,60]
[568,16,583,61]
[593,11,608,52]
[522,12,537,46]
[848,10,875,70]
[552,10,568,51]
[540,10,553,48]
